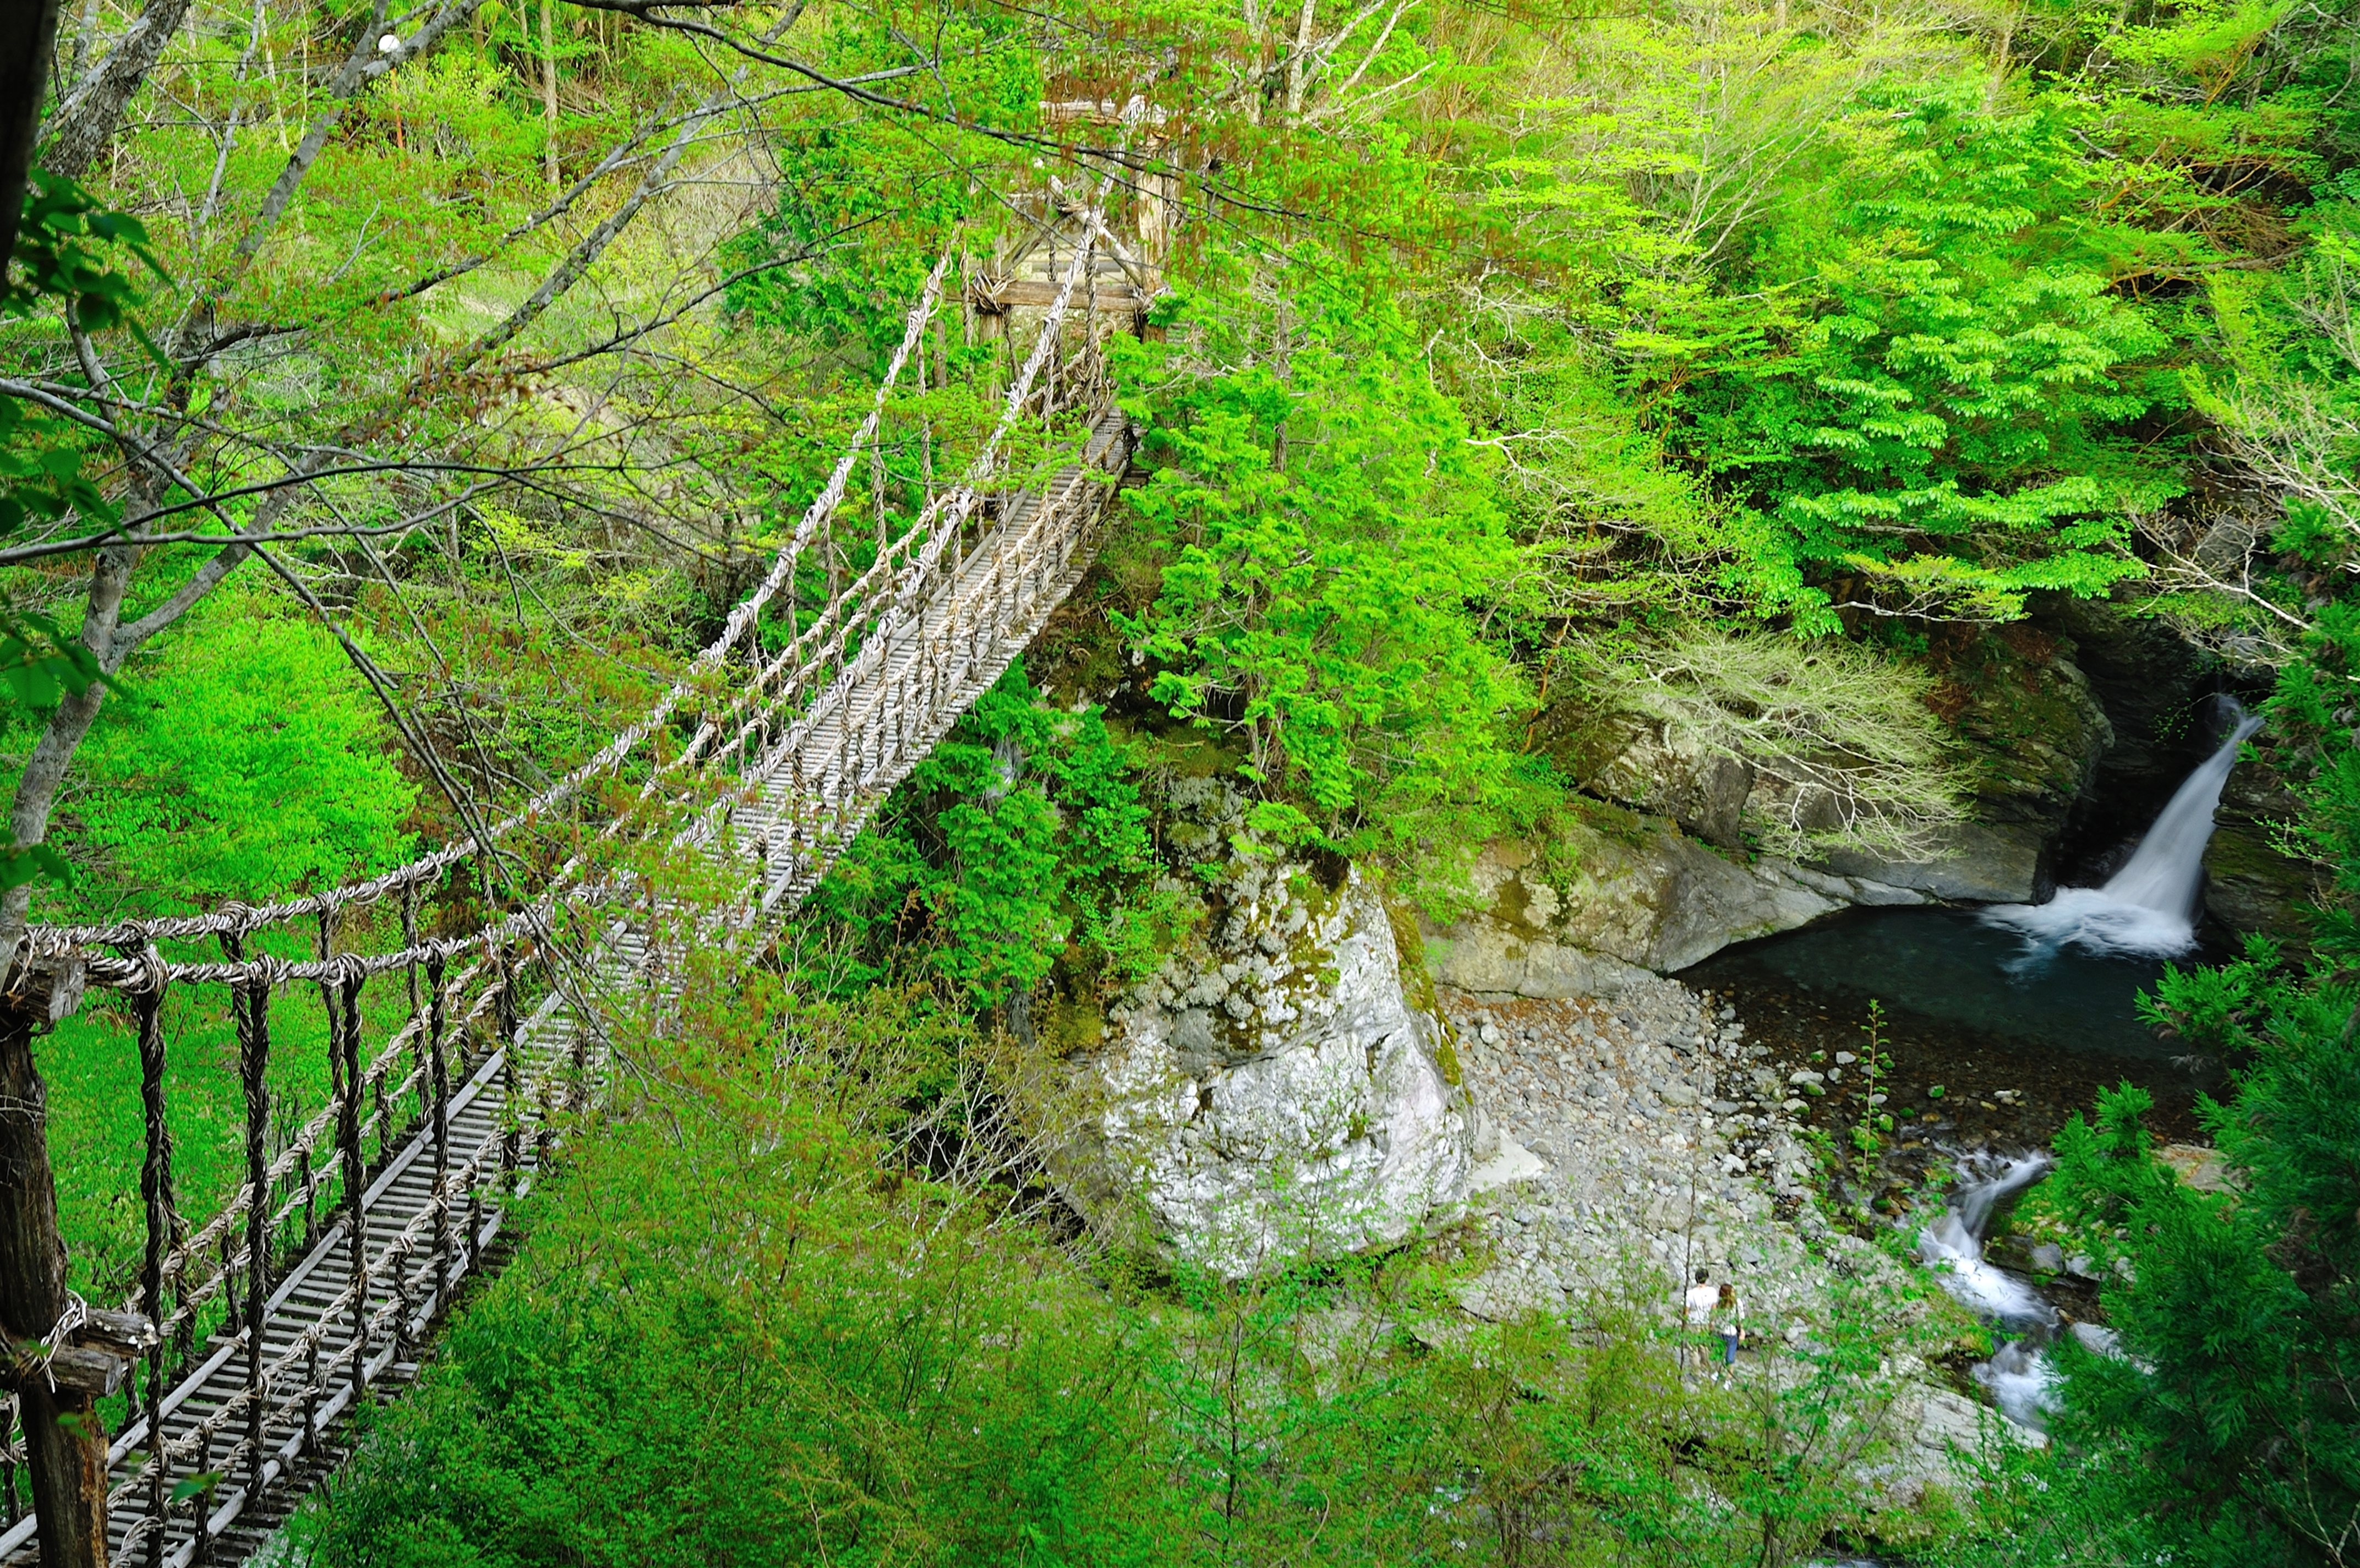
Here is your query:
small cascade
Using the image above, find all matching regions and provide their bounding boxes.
[1984,700,2264,960]
[1916,1152,2062,1429]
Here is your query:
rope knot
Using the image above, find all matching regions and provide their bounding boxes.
[124,938,168,999]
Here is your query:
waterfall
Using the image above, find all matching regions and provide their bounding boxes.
[1917,1153,2057,1330]
[1983,700,2263,960]
[1916,1152,2062,1429]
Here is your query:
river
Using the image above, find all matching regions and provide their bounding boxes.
[1679,700,2260,1430]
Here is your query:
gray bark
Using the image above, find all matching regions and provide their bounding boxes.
[0,538,135,965]
[1,998,111,1568]
[38,0,193,181]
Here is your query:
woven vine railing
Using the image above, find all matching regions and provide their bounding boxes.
[0,211,1135,1568]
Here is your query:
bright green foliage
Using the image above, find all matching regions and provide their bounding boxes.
[2016,517,2360,1561]
[2020,1045,2360,1567]
[16,0,2360,1560]
[0,173,157,888]
[50,602,416,909]
[2011,386,2360,1564]
[303,969,1970,1568]
[298,979,1190,1568]
[1114,269,1536,855]
[808,662,1177,1008]
[1645,89,2171,629]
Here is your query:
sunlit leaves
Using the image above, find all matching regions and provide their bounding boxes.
[1645,87,2177,627]
[1116,264,1530,855]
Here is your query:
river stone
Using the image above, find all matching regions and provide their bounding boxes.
[1045,864,1476,1277]
[2156,1142,2233,1194]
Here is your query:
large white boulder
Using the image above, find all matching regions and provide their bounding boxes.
[1047,860,1477,1277]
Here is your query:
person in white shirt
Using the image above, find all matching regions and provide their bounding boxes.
[1682,1267,1719,1368]
[1682,1268,1742,1369]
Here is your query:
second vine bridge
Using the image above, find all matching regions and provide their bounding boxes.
[0,217,1143,1568]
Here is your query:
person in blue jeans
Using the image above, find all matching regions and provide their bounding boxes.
[1714,1283,1743,1365]
[1685,1269,1743,1368]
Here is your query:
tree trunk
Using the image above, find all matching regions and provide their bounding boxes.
[0,0,63,280]
[39,0,195,183]
[541,0,560,188]
[0,540,137,968]
[0,1004,109,1568]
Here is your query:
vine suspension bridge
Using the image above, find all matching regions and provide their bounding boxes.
[0,208,1147,1568]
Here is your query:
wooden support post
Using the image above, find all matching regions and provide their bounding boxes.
[496,948,520,1176]
[302,1336,320,1457]
[297,1144,314,1251]
[233,968,271,1499]
[569,1018,589,1116]
[0,985,112,1568]
[391,1245,414,1365]
[335,968,368,1401]
[187,1425,211,1565]
[402,883,422,1131]
[425,953,450,1303]
[216,1231,236,1340]
[4,1395,20,1526]
[133,959,174,1568]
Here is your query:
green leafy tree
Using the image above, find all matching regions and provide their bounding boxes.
[1645,88,2172,629]
[809,662,1174,1011]
[1113,265,1536,861]
[0,171,158,890]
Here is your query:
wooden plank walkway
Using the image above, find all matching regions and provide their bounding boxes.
[0,406,1130,1568]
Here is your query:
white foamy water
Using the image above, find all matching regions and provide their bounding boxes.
[1918,1155,2058,1330]
[1975,1339,2061,1428]
[1982,703,2264,961]
[1916,1154,2064,1430]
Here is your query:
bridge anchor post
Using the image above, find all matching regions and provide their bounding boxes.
[0,977,116,1568]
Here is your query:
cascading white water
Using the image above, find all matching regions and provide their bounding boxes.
[1983,701,2264,960]
[1916,1152,2062,1429]
[1918,1154,2058,1330]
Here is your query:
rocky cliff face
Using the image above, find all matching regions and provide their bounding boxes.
[2209,753,2328,939]
[1420,800,1930,1001]
[1474,605,2325,976]
[1558,626,2115,906]
[1039,789,1477,1275]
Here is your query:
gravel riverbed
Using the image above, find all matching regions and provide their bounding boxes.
[1433,977,2037,1496]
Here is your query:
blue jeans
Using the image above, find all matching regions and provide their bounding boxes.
[1719,1330,1739,1364]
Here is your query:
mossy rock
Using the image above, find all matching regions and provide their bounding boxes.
[2204,821,2326,940]
[1042,996,1110,1056]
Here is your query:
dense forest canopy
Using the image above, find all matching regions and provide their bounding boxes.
[2,0,2359,1561]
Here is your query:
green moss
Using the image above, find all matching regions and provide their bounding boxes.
[1146,727,1250,780]
[1383,893,1461,1085]
[1430,1028,1463,1088]
[1042,996,1108,1056]
[1567,794,1655,850]
[1381,896,1440,1013]
[1532,818,1586,905]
